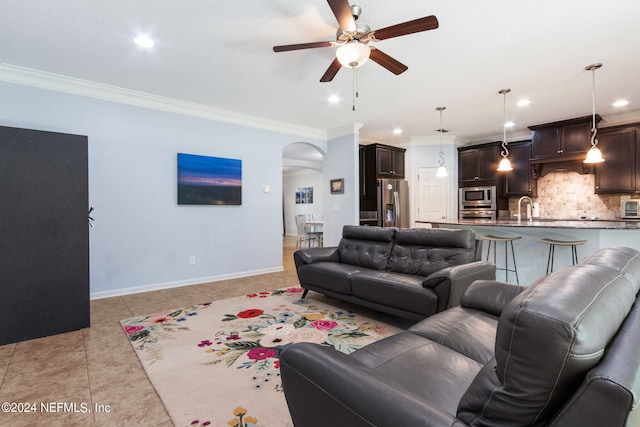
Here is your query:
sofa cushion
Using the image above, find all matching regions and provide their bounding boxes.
[351,270,438,317]
[351,332,484,416]
[296,262,362,295]
[409,306,498,364]
[581,246,640,284]
[387,228,476,276]
[337,225,396,270]
[457,261,640,426]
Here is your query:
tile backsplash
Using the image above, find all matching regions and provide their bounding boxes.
[505,171,630,220]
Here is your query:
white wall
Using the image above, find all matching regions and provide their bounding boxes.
[282,169,324,236]
[0,81,328,298]
[322,128,361,246]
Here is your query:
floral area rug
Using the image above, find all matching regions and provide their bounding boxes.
[120,288,403,427]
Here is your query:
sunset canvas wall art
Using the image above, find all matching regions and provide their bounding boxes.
[177,153,242,205]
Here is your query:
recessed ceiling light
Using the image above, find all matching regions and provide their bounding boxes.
[328,95,340,103]
[134,35,154,48]
[517,99,531,107]
[504,121,515,128]
[393,128,403,135]
[613,99,629,107]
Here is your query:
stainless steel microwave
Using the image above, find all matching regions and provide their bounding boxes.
[621,199,640,219]
[459,186,496,210]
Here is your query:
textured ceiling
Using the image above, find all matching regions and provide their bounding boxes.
[1,0,639,145]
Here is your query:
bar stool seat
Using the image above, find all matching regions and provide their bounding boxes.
[479,234,522,284]
[540,238,586,274]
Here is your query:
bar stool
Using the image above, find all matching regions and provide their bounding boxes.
[540,238,586,274]
[479,234,521,284]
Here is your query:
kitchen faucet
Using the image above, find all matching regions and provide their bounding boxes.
[517,196,533,223]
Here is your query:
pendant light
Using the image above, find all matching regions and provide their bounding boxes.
[497,88,513,171]
[584,63,605,164]
[435,106,448,177]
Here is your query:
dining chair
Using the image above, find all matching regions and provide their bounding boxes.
[295,215,320,249]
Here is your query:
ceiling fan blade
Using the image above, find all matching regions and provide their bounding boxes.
[373,15,439,40]
[273,41,333,52]
[369,49,408,75]
[320,58,342,82]
[327,0,356,31]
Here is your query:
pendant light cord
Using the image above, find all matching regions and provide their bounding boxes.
[590,67,598,147]
[437,107,445,166]
[500,89,510,158]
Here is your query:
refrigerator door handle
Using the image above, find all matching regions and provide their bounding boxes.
[393,191,400,227]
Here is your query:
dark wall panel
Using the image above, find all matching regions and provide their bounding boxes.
[0,126,89,345]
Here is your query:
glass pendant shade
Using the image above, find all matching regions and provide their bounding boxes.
[336,41,370,68]
[585,146,605,163]
[497,157,513,171]
[436,165,448,177]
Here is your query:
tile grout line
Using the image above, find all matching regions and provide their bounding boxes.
[80,328,97,426]
[0,344,17,391]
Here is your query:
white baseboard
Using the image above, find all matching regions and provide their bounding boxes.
[89,266,284,300]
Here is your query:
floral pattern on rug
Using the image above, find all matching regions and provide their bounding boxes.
[121,302,213,364]
[190,406,261,427]
[120,287,400,427]
[200,287,388,392]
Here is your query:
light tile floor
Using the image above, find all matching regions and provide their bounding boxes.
[0,239,300,426]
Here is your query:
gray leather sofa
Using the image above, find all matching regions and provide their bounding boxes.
[294,225,496,321]
[281,246,640,426]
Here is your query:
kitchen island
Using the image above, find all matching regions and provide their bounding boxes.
[420,219,640,285]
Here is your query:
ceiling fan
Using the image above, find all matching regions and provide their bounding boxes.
[273,0,439,82]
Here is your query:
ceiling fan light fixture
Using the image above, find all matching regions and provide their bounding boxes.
[336,41,370,68]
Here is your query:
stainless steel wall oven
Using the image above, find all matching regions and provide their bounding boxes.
[459,186,497,220]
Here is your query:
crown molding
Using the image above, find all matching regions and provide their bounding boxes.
[0,63,328,140]
[327,122,364,140]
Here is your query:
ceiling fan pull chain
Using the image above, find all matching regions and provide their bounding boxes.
[352,67,360,111]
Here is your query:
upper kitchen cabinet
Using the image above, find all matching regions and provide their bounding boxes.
[359,143,406,212]
[502,140,537,197]
[361,143,406,179]
[594,125,638,193]
[530,116,599,162]
[458,143,500,186]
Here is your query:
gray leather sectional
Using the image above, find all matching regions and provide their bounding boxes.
[281,246,640,426]
[294,225,496,321]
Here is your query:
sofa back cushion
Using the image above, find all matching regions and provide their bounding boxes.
[387,228,476,276]
[457,247,640,426]
[337,225,396,270]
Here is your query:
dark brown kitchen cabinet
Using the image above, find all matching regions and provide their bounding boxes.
[360,143,405,179]
[594,126,637,193]
[359,143,405,211]
[502,140,537,197]
[458,143,500,186]
[530,116,598,162]
[374,144,405,178]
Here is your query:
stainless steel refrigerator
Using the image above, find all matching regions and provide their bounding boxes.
[378,179,409,228]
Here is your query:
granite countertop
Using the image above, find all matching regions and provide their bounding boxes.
[429,218,640,230]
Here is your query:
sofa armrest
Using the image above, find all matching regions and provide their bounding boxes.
[280,342,467,427]
[293,247,339,269]
[459,280,527,316]
[422,261,496,312]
